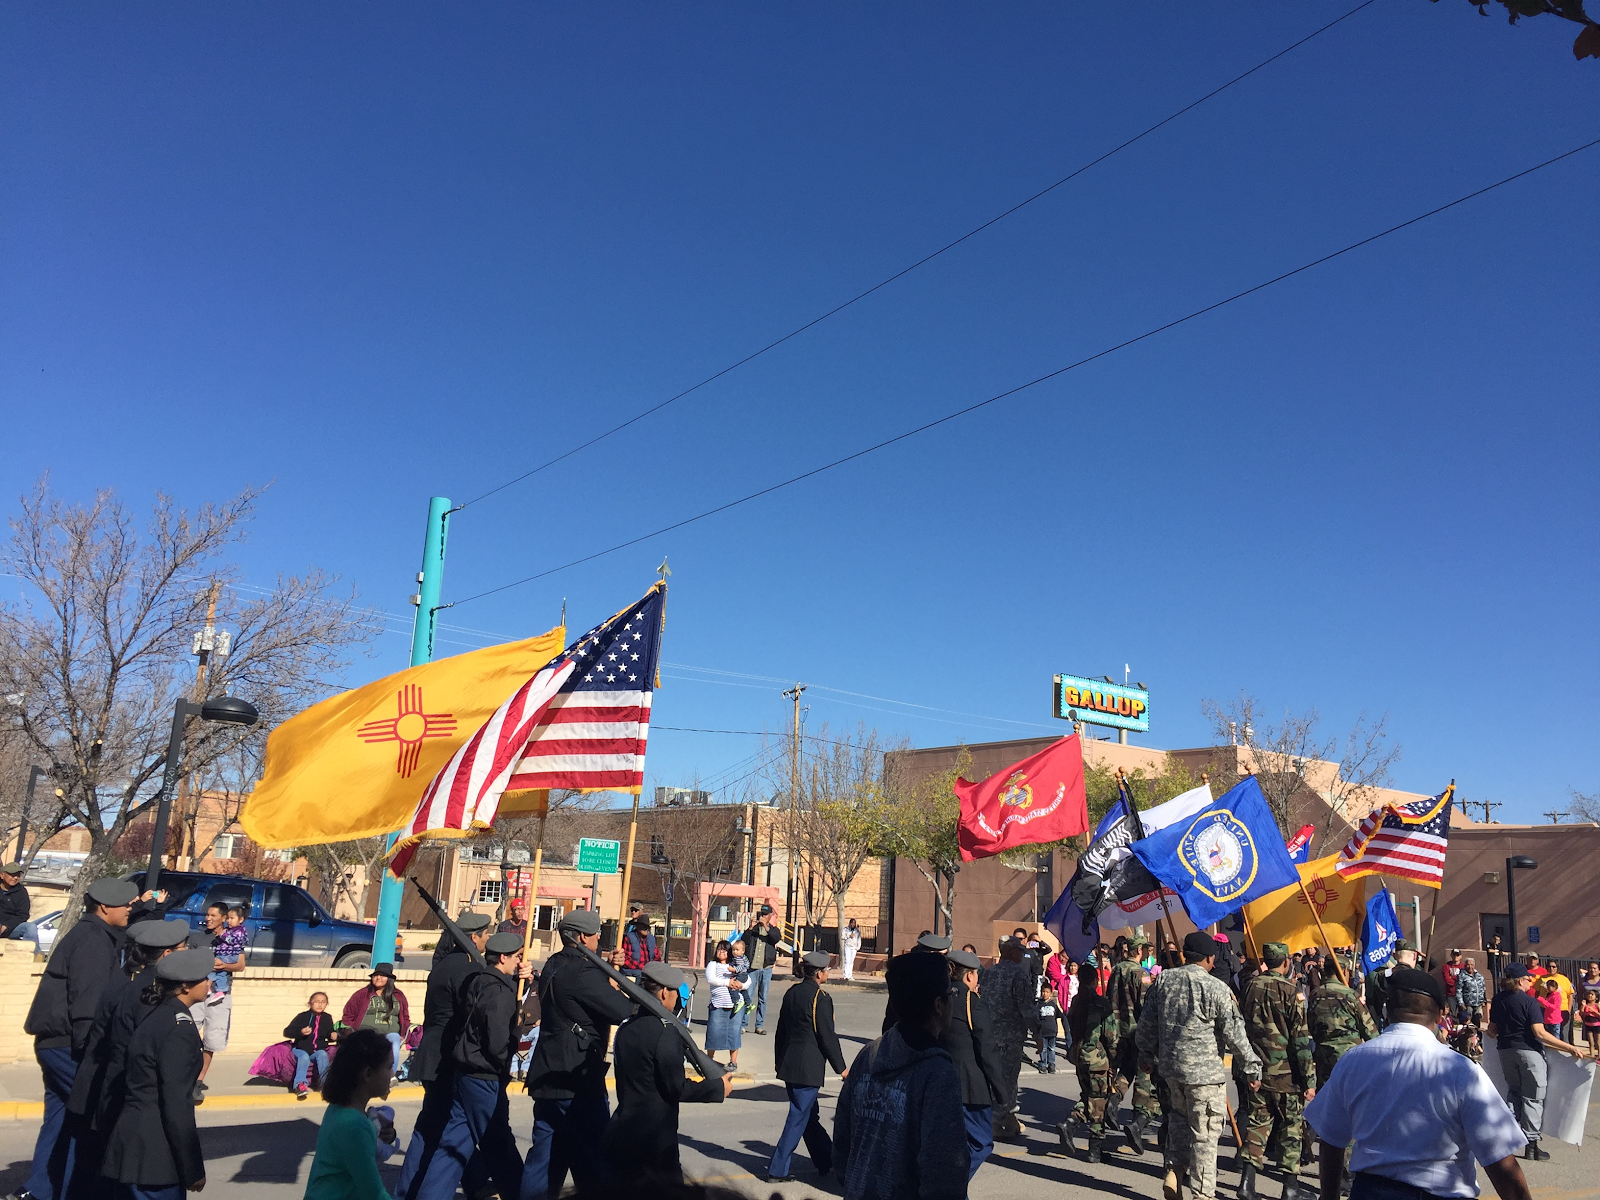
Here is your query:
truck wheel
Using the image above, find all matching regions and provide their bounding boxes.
[334,949,372,970]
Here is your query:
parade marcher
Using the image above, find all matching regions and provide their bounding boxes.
[392,912,492,1200]
[766,950,848,1183]
[742,905,785,1034]
[64,917,191,1195]
[304,1028,394,1200]
[0,861,32,939]
[841,918,862,981]
[1108,932,1160,1154]
[1306,968,1534,1200]
[20,876,138,1200]
[401,931,528,1200]
[1365,939,1419,1030]
[601,960,733,1192]
[834,951,967,1200]
[942,948,1005,1180]
[1487,963,1590,1161]
[1239,942,1316,1200]
[1061,959,1119,1162]
[1307,952,1378,1092]
[1136,930,1263,1200]
[100,947,212,1200]
[979,935,1038,1142]
[521,908,634,1200]
[881,933,950,1033]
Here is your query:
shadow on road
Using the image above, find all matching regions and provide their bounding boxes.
[201,1117,319,1182]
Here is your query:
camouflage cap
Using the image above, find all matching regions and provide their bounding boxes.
[1394,938,1417,953]
[1128,931,1152,948]
[1262,942,1290,967]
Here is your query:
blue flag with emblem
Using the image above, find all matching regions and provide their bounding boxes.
[1361,888,1401,973]
[1128,776,1301,928]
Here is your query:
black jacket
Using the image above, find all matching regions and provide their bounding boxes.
[526,946,634,1100]
[101,996,205,1188]
[413,945,479,1084]
[450,967,521,1081]
[601,1011,723,1189]
[283,1009,335,1053]
[941,979,1006,1108]
[25,913,125,1053]
[67,966,150,1124]
[0,883,30,936]
[774,977,847,1087]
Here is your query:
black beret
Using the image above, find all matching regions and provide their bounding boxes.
[1389,967,1446,1008]
[1183,931,1219,959]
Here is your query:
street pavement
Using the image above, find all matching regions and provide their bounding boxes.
[0,978,1595,1199]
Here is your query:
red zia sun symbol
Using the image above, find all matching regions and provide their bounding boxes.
[357,685,458,777]
[1297,875,1340,918]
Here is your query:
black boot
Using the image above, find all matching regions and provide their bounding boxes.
[1239,1163,1259,1200]
[1087,1135,1103,1164]
[1057,1121,1075,1154]
[1282,1175,1307,1200]
[1525,1141,1551,1162]
[1125,1112,1149,1156]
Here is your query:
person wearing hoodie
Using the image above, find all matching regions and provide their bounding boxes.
[834,951,968,1200]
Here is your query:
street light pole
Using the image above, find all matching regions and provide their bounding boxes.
[146,696,260,894]
[1506,855,1538,965]
[17,765,44,861]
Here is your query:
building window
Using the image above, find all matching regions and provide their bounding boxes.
[477,879,504,905]
[213,834,238,860]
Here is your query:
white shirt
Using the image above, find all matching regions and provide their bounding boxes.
[705,961,735,1009]
[1305,1022,1527,1198]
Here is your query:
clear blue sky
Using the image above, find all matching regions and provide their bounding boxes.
[3,4,1595,824]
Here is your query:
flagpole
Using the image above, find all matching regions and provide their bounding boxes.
[1420,779,1453,970]
[1239,905,1261,963]
[1297,875,1348,987]
[519,801,549,1000]
[1121,766,1182,948]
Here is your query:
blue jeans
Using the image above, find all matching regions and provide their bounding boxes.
[125,1187,185,1200]
[963,1105,994,1180]
[1040,1035,1057,1070]
[291,1048,329,1090]
[393,1075,487,1200]
[28,1044,78,1200]
[401,1074,522,1200]
[520,1095,611,1200]
[768,1085,831,1178]
[744,966,773,1031]
[384,1031,404,1074]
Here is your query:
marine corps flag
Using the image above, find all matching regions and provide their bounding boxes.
[240,626,566,848]
[955,735,1089,862]
[1241,854,1365,953]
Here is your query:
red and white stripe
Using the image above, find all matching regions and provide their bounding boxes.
[504,690,651,792]
[1337,827,1448,886]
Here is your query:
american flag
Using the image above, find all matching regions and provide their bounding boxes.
[388,584,663,877]
[1335,783,1455,888]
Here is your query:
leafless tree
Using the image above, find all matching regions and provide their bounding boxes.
[1569,788,1600,824]
[300,835,393,917]
[0,479,377,941]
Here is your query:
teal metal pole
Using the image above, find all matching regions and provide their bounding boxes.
[371,495,451,967]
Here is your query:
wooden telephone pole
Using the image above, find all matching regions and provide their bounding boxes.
[174,582,222,868]
[782,683,806,948]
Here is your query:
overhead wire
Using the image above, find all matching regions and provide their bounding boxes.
[451,135,1600,608]
[454,0,1378,512]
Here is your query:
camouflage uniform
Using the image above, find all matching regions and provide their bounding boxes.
[1068,985,1119,1136]
[1307,975,1378,1090]
[1136,963,1261,1200]
[1240,968,1315,1173]
[980,955,1037,1133]
[1109,956,1161,1121]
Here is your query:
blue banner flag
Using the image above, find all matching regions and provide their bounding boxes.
[1043,871,1100,964]
[1128,776,1301,929]
[1362,889,1401,973]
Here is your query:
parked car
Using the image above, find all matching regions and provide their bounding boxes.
[123,872,376,969]
[29,910,62,955]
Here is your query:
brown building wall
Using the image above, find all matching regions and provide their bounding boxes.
[1430,825,1600,962]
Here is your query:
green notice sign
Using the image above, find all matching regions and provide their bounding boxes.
[576,837,622,875]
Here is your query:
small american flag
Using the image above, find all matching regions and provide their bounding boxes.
[1336,783,1454,888]
[388,584,663,877]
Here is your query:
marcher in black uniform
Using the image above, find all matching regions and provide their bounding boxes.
[521,908,634,1200]
[18,877,139,1200]
[882,933,952,1033]
[64,918,191,1197]
[0,861,32,939]
[766,950,849,1183]
[393,911,493,1199]
[943,948,1006,1181]
[602,960,733,1192]
[402,931,529,1200]
[100,947,212,1200]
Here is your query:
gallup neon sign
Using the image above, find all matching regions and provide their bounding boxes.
[1053,674,1149,733]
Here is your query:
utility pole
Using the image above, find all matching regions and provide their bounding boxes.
[175,582,224,868]
[372,496,452,969]
[782,683,806,950]
[1541,809,1567,824]
[1476,798,1501,824]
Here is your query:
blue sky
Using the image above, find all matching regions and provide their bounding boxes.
[2,3,1595,824]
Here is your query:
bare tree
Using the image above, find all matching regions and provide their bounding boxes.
[0,479,377,940]
[299,835,393,918]
[1202,692,1401,852]
[1569,788,1600,824]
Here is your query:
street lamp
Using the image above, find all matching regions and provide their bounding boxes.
[1506,855,1538,964]
[147,696,259,892]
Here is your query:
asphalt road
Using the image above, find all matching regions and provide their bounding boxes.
[0,979,1594,1199]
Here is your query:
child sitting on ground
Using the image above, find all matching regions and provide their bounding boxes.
[1449,1015,1483,1064]
[284,991,338,1098]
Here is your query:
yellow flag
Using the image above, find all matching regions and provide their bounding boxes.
[241,627,565,848]
[1242,854,1365,954]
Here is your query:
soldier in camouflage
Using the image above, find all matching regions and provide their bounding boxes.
[1137,931,1262,1200]
[1307,950,1377,1197]
[1107,932,1161,1155]
[979,936,1038,1142]
[1060,960,1120,1162]
[1239,942,1316,1200]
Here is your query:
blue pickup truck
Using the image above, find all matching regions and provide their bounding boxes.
[124,871,377,969]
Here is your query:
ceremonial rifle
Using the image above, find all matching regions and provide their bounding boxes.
[409,879,490,971]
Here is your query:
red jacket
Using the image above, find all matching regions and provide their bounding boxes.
[342,985,411,1033]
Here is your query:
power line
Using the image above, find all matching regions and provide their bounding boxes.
[455,1,1378,512]
[452,136,1600,607]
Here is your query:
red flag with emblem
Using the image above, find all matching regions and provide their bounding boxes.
[955,735,1089,862]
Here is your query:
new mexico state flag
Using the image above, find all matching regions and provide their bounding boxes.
[241,626,565,848]
[1242,853,1365,954]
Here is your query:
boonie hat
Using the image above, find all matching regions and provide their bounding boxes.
[455,912,492,933]
[802,950,831,970]
[557,909,602,936]
[1263,942,1290,967]
[915,934,952,953]
[156,948,214,983]
[947,949,981,971]
[485,932,523,955]
[642,961,685,990]
[87,878,139,907]
[131,919,192,948]
[1128,932,1151,947]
